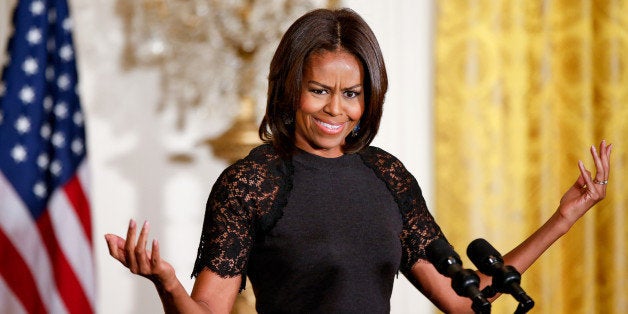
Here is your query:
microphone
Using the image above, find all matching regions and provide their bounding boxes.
[467,238,534,313]
[426,238,491,314]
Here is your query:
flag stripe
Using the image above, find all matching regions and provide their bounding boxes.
[0,275,28,314]
[37,210,93,314]
[0,173,68,314]
[0,228,44,314]
[62,169,93,243]
[78,157,91,196]
[49,166,96,307]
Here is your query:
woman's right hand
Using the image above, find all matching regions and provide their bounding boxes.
[105,219,177,290]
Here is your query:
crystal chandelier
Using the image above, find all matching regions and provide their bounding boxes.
[116,0,337,151]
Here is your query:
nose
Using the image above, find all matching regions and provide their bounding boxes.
[323,93,342,116]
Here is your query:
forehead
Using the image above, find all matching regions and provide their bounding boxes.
[303,49,364,78]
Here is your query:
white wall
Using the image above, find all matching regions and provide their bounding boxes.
[1,1,437,313]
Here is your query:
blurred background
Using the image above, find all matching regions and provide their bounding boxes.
[1,1,626,313]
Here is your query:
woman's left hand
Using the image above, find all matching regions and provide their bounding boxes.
[557,140,612,229]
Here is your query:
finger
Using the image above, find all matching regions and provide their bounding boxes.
[578,160,595,190]
[125,219,138,273]
[603,142,612,180]
[573,173,586,189]
[151,238,161,267]
[590,144,605,182]
[105,234,127,265]
[136,221,151,273]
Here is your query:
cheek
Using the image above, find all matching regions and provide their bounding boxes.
[348,100,365,121]
[298,94,320,115]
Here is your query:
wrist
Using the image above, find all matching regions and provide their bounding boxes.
[549,210,573,236]
[153,273,180,294]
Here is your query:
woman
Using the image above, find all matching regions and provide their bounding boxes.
[105,8,612,313]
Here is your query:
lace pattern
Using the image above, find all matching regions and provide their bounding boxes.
[358,147,445,273]
[192,144,444,289]
[191,145,293,290]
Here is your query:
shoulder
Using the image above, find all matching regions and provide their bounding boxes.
[214,144,291,195]
[358,146,408,173]
[223,144,283,175]
[212,144,279,188]
[358,146,417,196]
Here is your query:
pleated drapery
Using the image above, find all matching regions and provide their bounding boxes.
[434,1,627,313]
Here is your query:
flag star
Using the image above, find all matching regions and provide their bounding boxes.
[22,57,39,75]
[59,44,73,61]
[47,38,56,52]
[26,27,42,45]
[41,123,51,139]
[46,66,55,81]
[71,139,84,155]
[73,111,84,126]
[37,153,50,169]
[33,181,47,198]
[30,0,45,15]
[11,144,27,163]
[15,116,31,134]
[0,110,3,124]
[19,86,35,104]
[62,18,73,32]
[50,160,62,176]
[48,9,57,24]
[0,81,5,96]
[52,132,65,148]
[44,96,53,111]
[54,102,68,118]
[57,74,71,90]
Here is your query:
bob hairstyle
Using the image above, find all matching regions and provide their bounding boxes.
[258,8,388,157]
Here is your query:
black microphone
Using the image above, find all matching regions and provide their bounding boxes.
[426,238,491,314]
[467,238,534,313]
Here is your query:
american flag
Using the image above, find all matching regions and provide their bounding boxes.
[0,0,95,313]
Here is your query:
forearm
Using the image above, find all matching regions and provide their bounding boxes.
[502,210,570,274]
[154,277,212,314]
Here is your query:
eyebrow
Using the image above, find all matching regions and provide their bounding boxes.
[307,80,362,91]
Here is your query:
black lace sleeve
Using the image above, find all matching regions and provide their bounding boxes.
[191,145,291,291]
[358,147,446,273]
[190,161,255,283]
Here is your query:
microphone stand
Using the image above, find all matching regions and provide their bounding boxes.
[480,270,534,314]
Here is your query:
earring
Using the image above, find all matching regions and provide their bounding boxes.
[351,123,360,137]
[282,113,294,125]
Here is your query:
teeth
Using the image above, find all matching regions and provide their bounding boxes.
[318,120,341,130]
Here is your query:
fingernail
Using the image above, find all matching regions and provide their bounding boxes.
[129,219,136,228]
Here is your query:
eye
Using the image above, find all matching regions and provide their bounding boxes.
[309,88,328,95]
[344,90,360,98]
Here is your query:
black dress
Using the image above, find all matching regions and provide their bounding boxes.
[192,144,446,313]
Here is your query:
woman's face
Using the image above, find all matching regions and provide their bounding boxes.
[294,49,365,158]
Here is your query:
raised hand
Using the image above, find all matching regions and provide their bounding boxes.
[557,140,612,228]
[105,219,177,289]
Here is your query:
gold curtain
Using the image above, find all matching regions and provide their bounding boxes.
[435,1,627,313]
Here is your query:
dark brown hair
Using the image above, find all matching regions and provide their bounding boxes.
[258,8,388,157]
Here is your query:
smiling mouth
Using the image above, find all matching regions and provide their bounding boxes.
[314,118,345,134]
